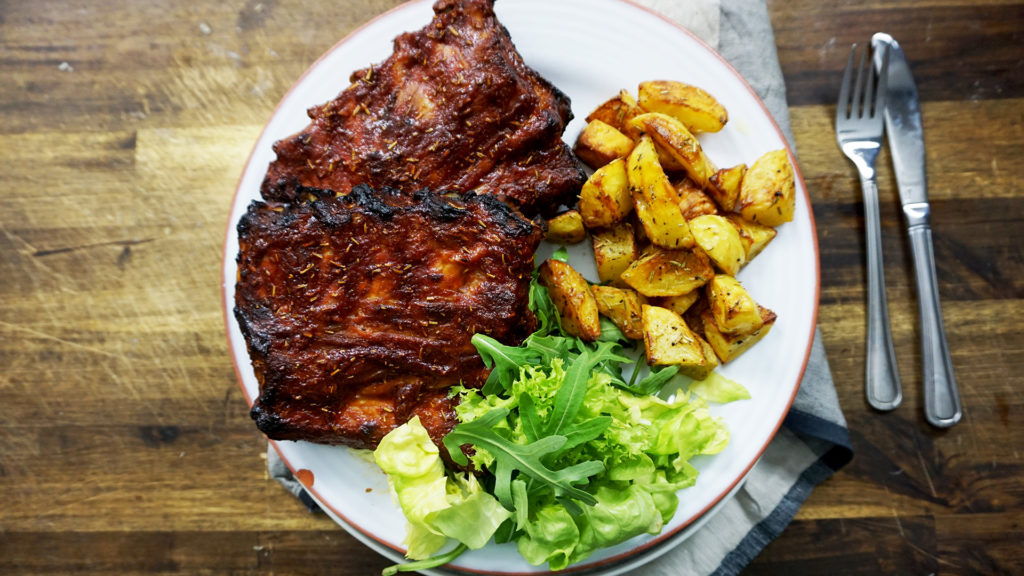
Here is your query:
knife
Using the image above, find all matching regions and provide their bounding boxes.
[872,33,962,428]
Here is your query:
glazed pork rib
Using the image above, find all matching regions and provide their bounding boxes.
[260,0,585,216]
[235,185,542,449]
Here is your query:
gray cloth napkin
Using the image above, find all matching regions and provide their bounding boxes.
[268,1,853,574]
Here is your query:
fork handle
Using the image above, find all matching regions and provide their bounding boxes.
[905,203,963,427]
[861,175,903,410]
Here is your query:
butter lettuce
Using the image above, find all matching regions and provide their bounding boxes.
[688,370,752,404]
[374,417,510,560]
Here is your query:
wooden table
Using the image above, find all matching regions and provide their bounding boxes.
[1,0,1021,574]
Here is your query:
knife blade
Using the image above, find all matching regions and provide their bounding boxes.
[872,33,963,428]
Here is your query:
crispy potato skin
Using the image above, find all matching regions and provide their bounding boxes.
[579,158,632,229]
[546,210,587,244]
[591,222,638,286]
[627,135,695,250]
[737,149,795,226]
[642,305,704,365]
[620,248,714,297]
[629,112,717,190]
[689,215,746,276]
[642,304,717,379]
[706,275,764,335]
[651,291,700,316]
[701,305,776,363]
[593,285,646,340]
[674,177,720,220]
[538,258,602,341]
[708,164,747,213]
[724,214,777,261]
[587,89,645,138]
[574,120,635,169]
[689,336,721,380]
[638,80,728,133]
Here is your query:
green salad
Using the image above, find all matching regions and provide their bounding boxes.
[374,251,746,574]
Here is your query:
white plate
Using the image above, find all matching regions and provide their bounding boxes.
[222,0,819,573]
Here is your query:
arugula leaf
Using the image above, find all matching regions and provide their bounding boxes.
[443,408,603,506]
[472,333,539,395]
[559,416,612,452]
[528,280,563,336]
[544,340,629,438]
[596,316,629,344]
[511,479,530,529]
[518,392,543,443]
[631,364,680,396]
[523,333,576,363]
[382,544,467,576]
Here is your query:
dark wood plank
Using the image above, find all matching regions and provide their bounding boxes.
[749,516,939,575]
[767,1,1024,106]
[0,531,391,575]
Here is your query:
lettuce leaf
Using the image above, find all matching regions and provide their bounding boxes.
[688,370,751,404]
[374,417,510,560]
[451,359,730,569]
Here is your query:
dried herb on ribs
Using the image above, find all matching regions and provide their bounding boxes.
[260,0,585,217]
[235,186,542,449]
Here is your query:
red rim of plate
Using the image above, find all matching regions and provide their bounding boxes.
[220,0,821,573]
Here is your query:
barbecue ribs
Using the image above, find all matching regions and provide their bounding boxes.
[260,0,585,217]
[235,185,542,449]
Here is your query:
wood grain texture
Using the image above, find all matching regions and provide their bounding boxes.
[1,0,1022,574]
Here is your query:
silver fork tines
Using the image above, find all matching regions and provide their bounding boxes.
[836,42,902,411]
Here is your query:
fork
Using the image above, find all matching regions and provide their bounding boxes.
[836,43,903,411]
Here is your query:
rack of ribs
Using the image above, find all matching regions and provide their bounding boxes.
[235,186,542,449]
[235,0,584,451]
[260,0,586,217]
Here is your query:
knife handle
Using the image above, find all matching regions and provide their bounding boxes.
[905,204,963,427]
[862,175,903,411]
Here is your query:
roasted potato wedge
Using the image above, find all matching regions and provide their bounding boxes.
[591,222,638,286]
[736,149,795,226]
[586,89,645,139]
[579,158,632,229]
[629,112,717,190]
[688,335,721,381]
[701,305,776,363]
[706,275,764,335]
[592,285,646,340]
[689,215,746,276]
[538,259,601,341]
[545,210,587,245]
[620,248,713,297]
[724,214,777,261]
[650,290,700,316]
[673,177,720,220]
[637,80,728,133]
[708,164,747,213]
[627,135,695,250]
[642,304,718,380]
[574,119,635,169]
[630,210,650,248]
